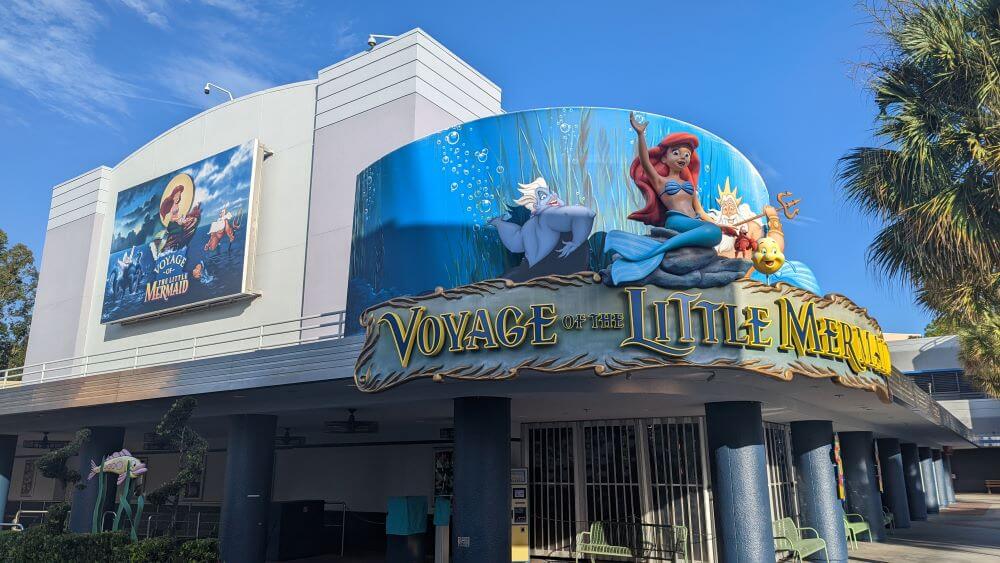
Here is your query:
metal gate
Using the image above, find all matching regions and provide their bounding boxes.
[645,417,714,562]
[526,423,577,555]
[764,421,798,521]
[524,418,714,561]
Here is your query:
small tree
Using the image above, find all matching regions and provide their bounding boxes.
[37,429,91,498]
[0,228,38,371]
[147,397,207,536]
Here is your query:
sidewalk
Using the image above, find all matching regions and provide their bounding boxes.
[849,493,1000,562]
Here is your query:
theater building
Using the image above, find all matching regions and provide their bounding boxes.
[3,29,979,562]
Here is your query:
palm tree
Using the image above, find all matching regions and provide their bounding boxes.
[839,0,1000,394]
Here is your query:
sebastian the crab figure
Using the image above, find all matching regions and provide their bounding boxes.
[733,225,757,260]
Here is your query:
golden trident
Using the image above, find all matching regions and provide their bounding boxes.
[732,191,801,227]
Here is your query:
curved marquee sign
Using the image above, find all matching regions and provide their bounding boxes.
[349,107,891,397]
[355,275,891,398]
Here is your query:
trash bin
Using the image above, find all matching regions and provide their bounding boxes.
[386,496,427,563]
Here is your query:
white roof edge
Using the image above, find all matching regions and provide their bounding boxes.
[887,334,959,348]
[112,79,318,172]
[51,166,112,192]
[317,28,501,93]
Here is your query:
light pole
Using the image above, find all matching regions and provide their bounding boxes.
[203,82,234,102]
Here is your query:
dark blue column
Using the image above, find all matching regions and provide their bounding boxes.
[0,435,16,521]
[705,402,775,562]
[900,443,927,520]
[875,438,911,528]
[918,447,939,514]
[790,421,848,562]
[69,426,125,533]
[220,414,277,563]
[942,451,957,504]
[932,449,949,508]
[453,397,510,563]
[838,431,885,541]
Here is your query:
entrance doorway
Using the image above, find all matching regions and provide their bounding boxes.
[524,418,715,561]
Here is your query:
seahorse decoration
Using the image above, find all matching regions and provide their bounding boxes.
[89,450,147,541]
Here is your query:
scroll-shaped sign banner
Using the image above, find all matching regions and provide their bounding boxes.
[354,274,891,398]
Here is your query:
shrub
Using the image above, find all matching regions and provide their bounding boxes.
[0,529,129,562]
[0,528,216,562]
[43,503,70,535]
[176,538,219,562]
[124,535,178,562]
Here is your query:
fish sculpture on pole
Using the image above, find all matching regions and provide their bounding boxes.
[89,449,147,540]
[89,449,148,485]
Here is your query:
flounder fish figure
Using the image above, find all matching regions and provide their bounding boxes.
[89,449,148,485]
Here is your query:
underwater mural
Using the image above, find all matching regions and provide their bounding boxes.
[101,140,261,323]
[347,107,820,329]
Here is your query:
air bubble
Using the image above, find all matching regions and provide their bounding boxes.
[445,131,460,145]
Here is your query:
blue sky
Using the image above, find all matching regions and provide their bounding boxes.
[0,0,932,333]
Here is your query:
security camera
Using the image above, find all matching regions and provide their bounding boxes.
[203,83,211,95]
[367,35,377,48]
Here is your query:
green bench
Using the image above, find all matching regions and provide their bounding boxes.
[843,513,871,550]
[575,522,632,562]
[773,517,829,562]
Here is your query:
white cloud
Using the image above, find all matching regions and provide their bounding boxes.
[332,18,361,56]
[0,0,135,125]
[119,0,169,29]
[0,0,303,124]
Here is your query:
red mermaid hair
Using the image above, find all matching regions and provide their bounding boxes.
[160,185,185,219]
[628,132,700,226]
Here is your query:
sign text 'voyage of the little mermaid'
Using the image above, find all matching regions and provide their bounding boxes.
[355,275,891,396]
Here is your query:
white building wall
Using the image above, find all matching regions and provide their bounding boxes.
[24,28,501,387]
[25,169,111,367]
[25,81,317,370]
[302,28,501,318]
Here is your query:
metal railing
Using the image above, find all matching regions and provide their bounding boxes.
[0,310,348,388]
[143,504,222,539]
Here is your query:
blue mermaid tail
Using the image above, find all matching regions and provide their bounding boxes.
[605,212,722,284]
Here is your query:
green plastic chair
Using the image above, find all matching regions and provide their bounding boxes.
[671,524,688,562]
[575,522,632,563]
[843,513,871,550]
[882,506,895,533]
[773,517,829,562]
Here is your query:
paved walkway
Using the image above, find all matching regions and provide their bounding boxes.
[848,493,1000,562]
[286,494,1000,562]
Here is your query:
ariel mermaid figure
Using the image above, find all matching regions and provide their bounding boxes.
[604,113,734,284]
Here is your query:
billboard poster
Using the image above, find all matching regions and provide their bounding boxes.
[101,140,261,323]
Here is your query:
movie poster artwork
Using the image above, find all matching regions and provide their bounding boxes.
[101,140,260,323]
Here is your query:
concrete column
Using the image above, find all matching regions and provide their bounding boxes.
[875,438,911,528]
[790,421,849,562]
[918,447,939,514]
[900,443,927,520]
[942,451,957,504]
[839,431,885,541]
[932,449,949,508]
[220,414,277,563]
[453,397,510,563]
[0,435,16,521]
[69,427,125,533]
[705,402,775,562]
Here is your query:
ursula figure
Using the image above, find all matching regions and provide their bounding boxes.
[604,113,734,284]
